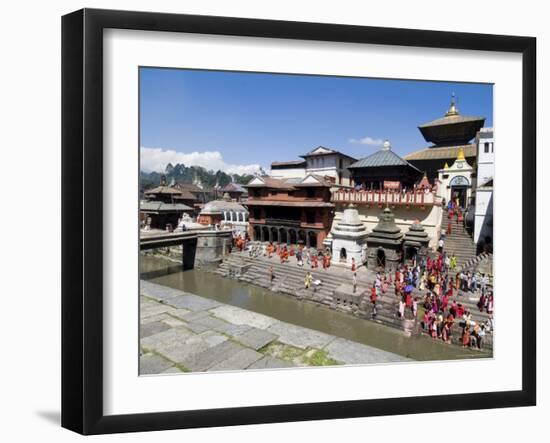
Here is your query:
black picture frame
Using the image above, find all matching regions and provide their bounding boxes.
[62,8,537,435]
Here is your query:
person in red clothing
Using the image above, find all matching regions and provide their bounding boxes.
[311,253,318,268]
[351,257,356,272]
[405,291,412,308]
[370,284,377,305]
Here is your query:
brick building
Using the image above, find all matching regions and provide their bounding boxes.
[244,174,335,248]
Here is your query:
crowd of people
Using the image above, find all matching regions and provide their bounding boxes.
[231,230,493,351]
[369,250,494,349]
[233,232,333,269]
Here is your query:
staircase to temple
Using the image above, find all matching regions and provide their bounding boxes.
[442,209,477,267]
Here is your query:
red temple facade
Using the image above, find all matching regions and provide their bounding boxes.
[244,174,334,248]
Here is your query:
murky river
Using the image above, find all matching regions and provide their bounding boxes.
[140,255,488,361]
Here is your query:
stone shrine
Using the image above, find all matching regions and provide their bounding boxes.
[366,207,403,271]
[402,220,430,264]
[330,204,369,267]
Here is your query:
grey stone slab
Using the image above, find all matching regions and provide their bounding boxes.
[208,348,264,372]
[324,337,409,365]
[210,305,279,329]
[140,326,193,353]
[154,335,212,364]
[139,354,174,375]
[198,331,228,347]
[192,313,254,336]
[233,328,277,350]
[140,300,172,319]
[140,281,182,303]
[140,312,171,325]
[180,341,246,372]
[185,322,211,334]
[189,315,228,331]
[166,294,222,312]
[140,321,171,339]
[267,322,335,350]
[160,315,186,327]
[247,356,295,370]
[174,310,211,323]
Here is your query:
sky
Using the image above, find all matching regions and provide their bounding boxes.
[139,67,493,175]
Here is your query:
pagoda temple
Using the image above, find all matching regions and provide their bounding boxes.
[404,95,485,181]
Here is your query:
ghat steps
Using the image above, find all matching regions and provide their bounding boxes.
[214,252,493,349]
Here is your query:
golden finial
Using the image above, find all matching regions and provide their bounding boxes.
[443,162,449,169]
[457,147,465,161]
[445,93,459,117]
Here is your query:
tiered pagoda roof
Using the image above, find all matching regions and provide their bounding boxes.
[417,96,485,147]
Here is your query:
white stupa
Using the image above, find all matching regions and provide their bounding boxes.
[330,204,369,267]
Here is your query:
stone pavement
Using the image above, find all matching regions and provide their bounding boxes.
[139,280,410,375]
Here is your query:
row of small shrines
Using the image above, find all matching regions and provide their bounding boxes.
[326,205,430,272]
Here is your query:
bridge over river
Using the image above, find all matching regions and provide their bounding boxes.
[139,229,233,269]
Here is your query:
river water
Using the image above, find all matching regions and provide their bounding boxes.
[140,255,488,361]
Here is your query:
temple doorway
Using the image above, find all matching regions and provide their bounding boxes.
[376,248,386,268]
[451,186,467,209]
[279,228,288,244]
[262,226,270,242]
[339,248,347,262]
[404,246,417,263]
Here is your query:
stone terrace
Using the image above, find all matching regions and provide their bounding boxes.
[139,280,410,374]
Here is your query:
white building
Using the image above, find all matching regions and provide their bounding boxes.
[437,148,474,209]
[473,128,494,245]
[270,146,357,186]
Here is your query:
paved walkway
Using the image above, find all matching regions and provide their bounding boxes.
[140,280,410,374]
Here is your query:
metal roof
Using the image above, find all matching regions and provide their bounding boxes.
[404,144,477,161]
[349,148,420,172]
[418,114,485,129]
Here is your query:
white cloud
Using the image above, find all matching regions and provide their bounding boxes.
[140,147,263,175]
[348,136,384,146]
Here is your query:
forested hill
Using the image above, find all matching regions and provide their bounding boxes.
[140,163,262,190]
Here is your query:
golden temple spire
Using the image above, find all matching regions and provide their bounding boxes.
[443,162,449,169]
[445,93,460,117]
[456,147,465,161]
